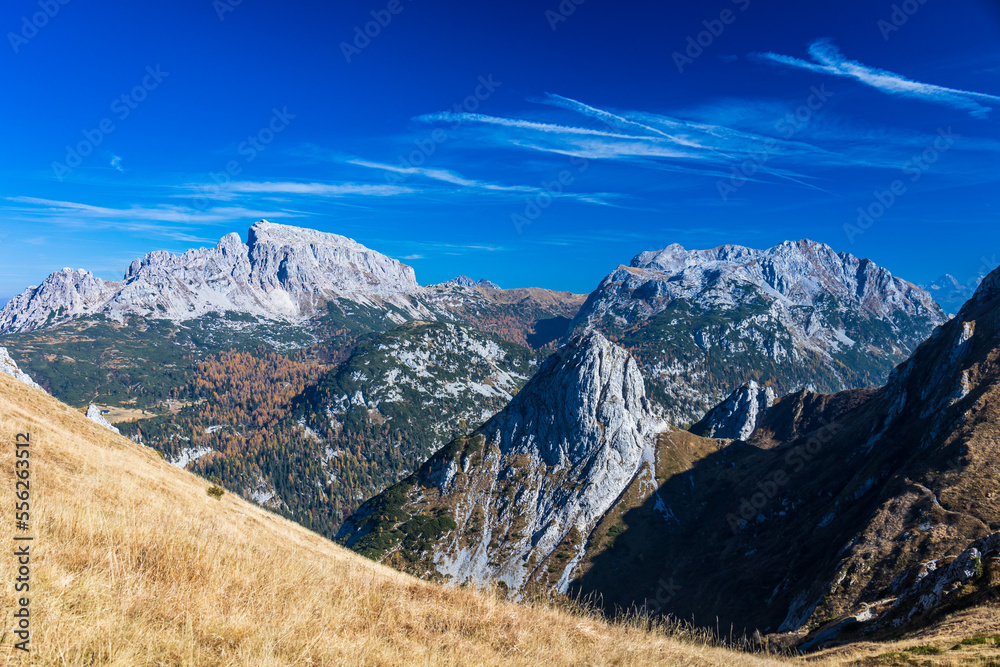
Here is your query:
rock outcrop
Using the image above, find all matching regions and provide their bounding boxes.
[86,405,120,434]
[0,347,44,392]
[338,331,668,594]
[690,380,775,440]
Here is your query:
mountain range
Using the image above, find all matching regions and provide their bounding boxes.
[571,239,945,424]
[342,258,1000,652]
[0,225,944,424]
[922,273,984,317]
[0,221,424,333]
[0,224,950,531]
[4,220,998,657]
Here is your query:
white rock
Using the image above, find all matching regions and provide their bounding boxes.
[0,347,45,392]
[693,380,775,440]
[86,405,120,434]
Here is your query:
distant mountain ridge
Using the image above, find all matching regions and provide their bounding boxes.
[921,273,982,316]
[0,220,427,334]
[0,221,587,358]
[571,239,946,424]
[443,276,502,290]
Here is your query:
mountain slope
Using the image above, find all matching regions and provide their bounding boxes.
[424,280,587,349]
[337,331,674,593]
[0,365,779,666]
[344,263,1000,652]
[571,239,946,424]
[121,322,540,534]
[0,222,584,415]
[568,263,1000,646]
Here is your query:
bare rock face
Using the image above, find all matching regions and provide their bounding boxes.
[0,221,425,333]
[452,331,664,590]
[246,221,419,302]
[338,331,668,595]
[0,269,115,333]
[690,380,775,440]
[625,241,938,324]
[0,347,44,392]
[875,533,1000,631]
[86,405,120,435]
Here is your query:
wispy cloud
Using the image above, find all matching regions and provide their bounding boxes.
[408,88,1000,193]
[345,158,625,206]
[348,159,537,193]
[1,197,297,242]
[415,94,833,188]
[198,181,416,199]
[6,197,294,224]
[372,240,507,257]
[110,155,124,172]
[757,39,1000,118]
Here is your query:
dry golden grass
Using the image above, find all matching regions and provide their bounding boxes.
[0,373,786,666]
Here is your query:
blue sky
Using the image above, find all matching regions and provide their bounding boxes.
[1,0,999,299]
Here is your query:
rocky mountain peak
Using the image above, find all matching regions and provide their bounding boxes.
[243,219,418,301]
[623,238,925,312]
[247,219,366,252]
[690,380,775,440]
[0,221,426,333]
[339,331,668,594]
[484,330,658,467]
[571,238,945,424]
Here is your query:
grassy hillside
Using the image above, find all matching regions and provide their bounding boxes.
[0,372,781,666]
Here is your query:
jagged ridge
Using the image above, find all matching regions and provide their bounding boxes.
[571,238,946,424]
[0,221,425,333]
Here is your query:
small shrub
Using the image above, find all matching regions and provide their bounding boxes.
[207,485,224,500]
[960,634,1000,646]
[906,645,943,655]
